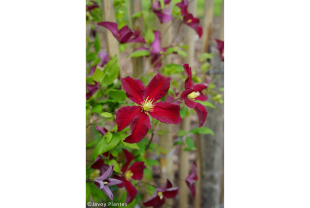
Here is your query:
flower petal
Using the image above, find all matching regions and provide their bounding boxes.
[121,76,145,104]
[151,54,162,70]
[95,126,108,137]
[143,194,158,207]
[94,180,104,190]
[180,89,196,108]
[194,103,207,127]
[97,21,119,40]
[106,178,123,186]
[176,0,188,16]
[149,102,182,125]
[113,175,125,188]
[186,180,196,197]
[96,164,114,181]
[163,179,173,190]
[121,149,135,173]
[123,112,151,143]
[101,185,114,201]
[183,63,193,89]
[151,31,161,53]
[154,9,174,24]
[193,84,208,101]
[127,30,146,43]
[129,161,146,180]
[187,163,198,181]
[118,25,133,43]
[124,180,137,204]
[163,187,178,199]
[116,106,141,131]
[144,74,171,102]
[91,155,105,170]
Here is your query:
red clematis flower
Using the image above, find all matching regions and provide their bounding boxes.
[86,1,99,13]
[113,149,146,204]
[183,14,203,38]
[97,21,146,44]
[116,74,182,143]
[90,151,113,176]
[86,81,100,100]
[93,164,123,201]
[185,163,198,197]
[90,51,109,76]
[215,39,224,61]
[175,0,188,16]
[143,179,178,208]
[180,63,208,127]
[151,0,173,23]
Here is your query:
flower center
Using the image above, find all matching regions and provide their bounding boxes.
[103,181,108,185]
[124,170,133,180]
[187,91,200,100]
[89,169,100,180]
[140,96,155,113]
[187,19,192,23]
[158,191,163,200]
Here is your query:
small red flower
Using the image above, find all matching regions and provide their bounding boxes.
[185,163,198,197]
[116,74,182,143]
[175,0,188,16]
[113,149,146,204]
[151,0,173,23]
[86,1,99,13]
[143,179,178,208]
[97,21,146,44]
[180,63,208,127]
[215,39,224,61]
[183,14,203,38]
[86,82,99,100]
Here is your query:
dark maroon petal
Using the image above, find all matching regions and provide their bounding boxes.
[123,112,151,143]
[102,151,113,160]
[154,9,173,23]
[163,179,173,190]
[215,39,224,61]
[197,26,203,38]
[127,30,146,43]
[183,63,193,89]
[97,21,119,40]
[89,65,97,76]
[128,161,146,180]
[106,178,123,186]
[124,180,137,204]
[101,184,114,201]
[151,31,161,53]
[91,155,105,170]
[151,54,162,70]
[193,84,207,91]
[163,187,178,198]
[116,106,141,131]
[95,126,108,137]
[185,180,196,197]
[96,164,114,181]
[113,175,125,188]
[176,0,188,16]
[86,1,99,12]
[149,101,182,125]
[144,74,171,102]
[121,76,145,104]
[180,89,196,108]
[154,197,166,208]
[194,103,207,127]
[121,149,135,173]
[118,25,133,43]
[164,0,171,4]
[187,163,198,181]
[86,82,100,100]
[143,192,159,207]
[196,93,208,102]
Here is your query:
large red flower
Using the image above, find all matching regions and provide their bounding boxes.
[143,179,178,208]
[180,63,208,127]
[116,74,182,143]
[215,39,224,61]
[113,149,146,204]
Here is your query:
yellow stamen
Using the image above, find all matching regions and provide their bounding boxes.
[89,170,100,180]
[124,170,133,180]
[187,19,192,23]
[187,91,200,100]
[140,96,155,113]
[158,191,163,200]
[103,181,108,185]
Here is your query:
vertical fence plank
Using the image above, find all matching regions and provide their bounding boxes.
[201,0,213,53]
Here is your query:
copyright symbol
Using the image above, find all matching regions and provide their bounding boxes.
[87,202,92,206]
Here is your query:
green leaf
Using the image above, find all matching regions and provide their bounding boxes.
[130,50,150,57]
[91,105,103,114]
[86,183,91,204]
[132,11,142,18]
[147,184,156,195]
[100,112,113,118]
[92,67,104,82]
[178,130,188,137]
[89,183,107,202]
[108,159,121,173]
[219,87,224,91]
[122,140,140,150]
[120,43,128,52]
[196,101,216,109]
[91,132,121,160]
[163,64,184,76]
[173,140,184,146]
[108,89,127,100]
[86,139,99,149]
[184,136,196,151]
[105,131,112,144]
[102,55,119,87]
[189,127,214,136]
[145,28,155,44]
[192,75,201,83]
[177,50,187,58]
[180,108,189,119]
[146,159,159,166]
[201,62,210,72]
[199,53,214,62]
[144,167,152,179]
[87,52,96,62]
[95,34,101,52]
